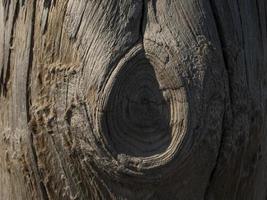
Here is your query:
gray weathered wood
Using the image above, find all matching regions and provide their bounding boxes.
[0,0,266,199]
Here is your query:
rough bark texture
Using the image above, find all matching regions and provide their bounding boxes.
[0,0,267,199]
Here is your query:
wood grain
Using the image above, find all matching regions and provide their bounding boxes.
[0,0,266,199]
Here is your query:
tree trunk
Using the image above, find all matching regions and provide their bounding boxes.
[0,0,267,199]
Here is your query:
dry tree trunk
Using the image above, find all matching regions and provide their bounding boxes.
[0,0,267,199]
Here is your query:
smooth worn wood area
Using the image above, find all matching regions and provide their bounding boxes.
[0,0,267,199]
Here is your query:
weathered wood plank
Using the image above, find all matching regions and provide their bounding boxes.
[0,0,266,199]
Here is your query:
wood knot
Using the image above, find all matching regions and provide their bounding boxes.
[91,43,189,182]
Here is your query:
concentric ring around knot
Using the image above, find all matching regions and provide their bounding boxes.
[95,44,188,181]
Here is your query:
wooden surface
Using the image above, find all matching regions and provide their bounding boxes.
[0,0,267,199]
